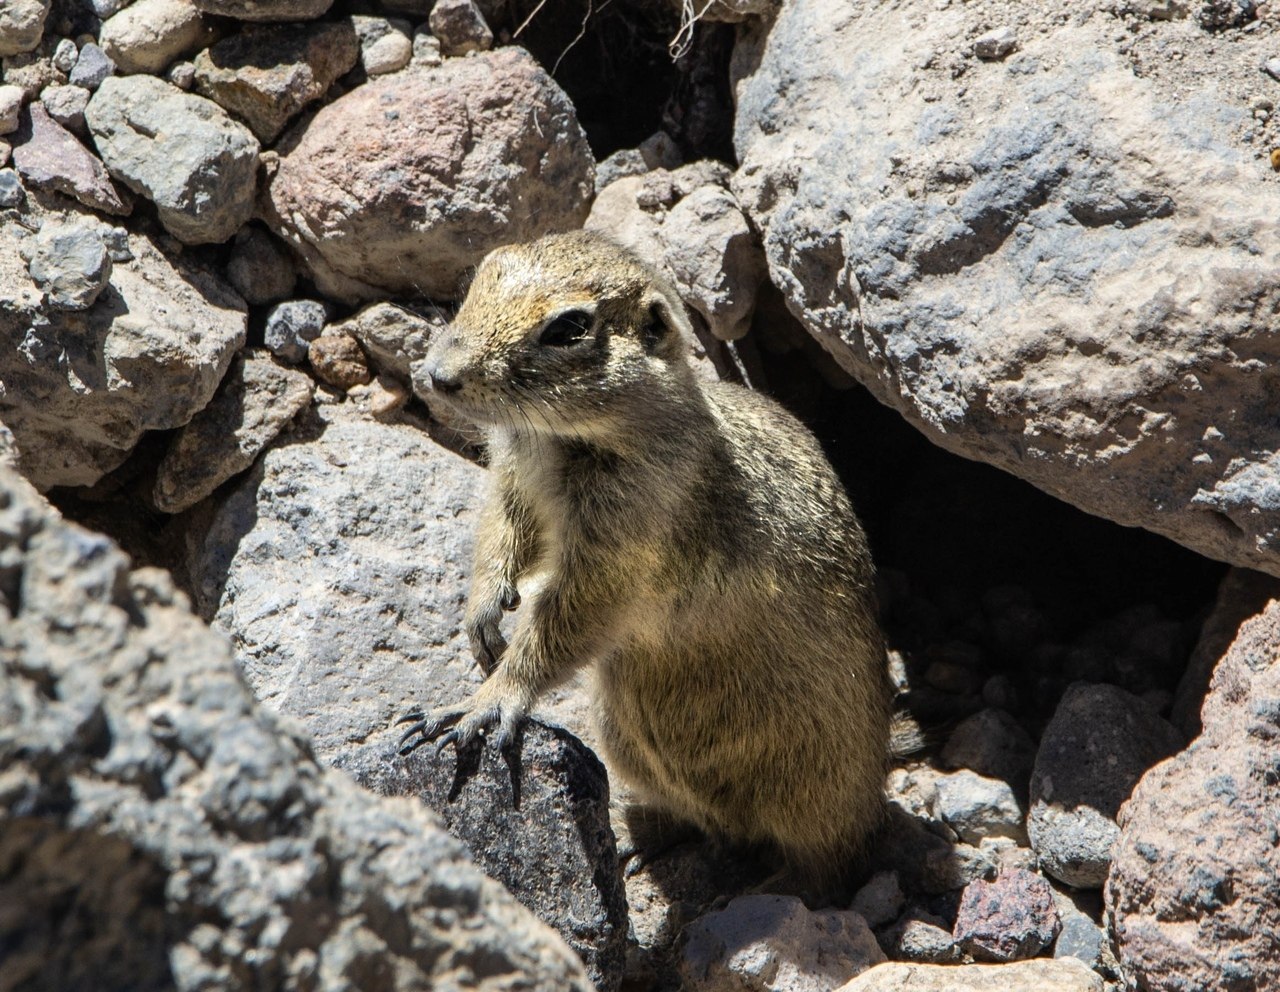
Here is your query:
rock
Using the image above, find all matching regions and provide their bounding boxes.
[153,349,314,513]
[40,83,89,132]
[67,42,114,89]
[954,869,1060,963]
[0,167,22,207]
[874,806,998,895]
[0,0,49,57]
[192,0,334,20]
[184,399,486,760]
[353,16,413,75]
[1197,0,1257,27]
[1171,567,1280,737]
[880,912,961,964]
[1108,596,1280,992]
[333,301,442,383]
[351,373,410,420]
[680,894,886,992]
[51,37,76,73]
[0,139,10,167]
[850,870,905,929]
[11,102,131,215]
[973,26,1017,60]
[167,59,195,89]
[933,769,1027,846]
[1,50,64,97]
[429,0,494,56]
[1265,56,1280,82]
[838,959,1104,992]
[732,0,1280,577]
[98,0,213,75]
[586,167,765,342]
[309,333,372,390]
[263,298,327,362]
[86,75,259,245]
[23,220,112,310]
[411,25,442,66]
[940,708,1037,793]
[346,720,628,991]
[0,210,245,490]
[0,465,593,992]
[226,225,296,304]
[1028,682,1183,888]
[191,19,359,143]
[264,47,595,302]
[1051,891,1116,977]
[0,84,23,133]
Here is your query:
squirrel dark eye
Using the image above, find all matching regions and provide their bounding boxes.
[539,309,594,348]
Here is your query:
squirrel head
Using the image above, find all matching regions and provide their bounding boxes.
[417,231,694,440]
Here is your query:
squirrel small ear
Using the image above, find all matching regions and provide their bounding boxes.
[641,289,691,356]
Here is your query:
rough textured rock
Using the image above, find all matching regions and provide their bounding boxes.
[264,47,595,302]
[23,220,112,310]
[850,870,905,929]
[933,769,1027,845]
[1029,682,1182,888]
[680,894,886,992]
[0,206,245,490]
[346,720,628,992]
[352,16,412,75]
[879,913,961,965]
[940,708,1037,794]
[263,298,327,363]
[153,349,314,513]
[87,75,259,245]
[333,301,442,384]
[0,464,592,992]
[309,333,372,390]
[68,43,115,89]
[185,398,486,760]
[733,0,1280,576]
[98,0,214,75]
[41,83,90,133]
[193,0,334,20]
[0,0,49,57]
[953,869,1060,963]
[192,19,359,142]
[226,225,296,304]
[429,0,494,56]
[0,84,23,133]
[837,959,1104,992]
[11,102,131,215]
[1108,596,1280,992]
[1,49,64,97]
[586,164,764,342]
[0,168,22,206]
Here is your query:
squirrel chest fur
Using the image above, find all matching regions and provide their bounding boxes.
[403,230,893,874]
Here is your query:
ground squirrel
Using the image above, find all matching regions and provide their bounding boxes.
[399,231,893,876]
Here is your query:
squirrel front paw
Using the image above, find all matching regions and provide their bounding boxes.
[465,587,519,676]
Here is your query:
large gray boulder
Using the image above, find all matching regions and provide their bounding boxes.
[0,202,244,490]
[0,462,592,992]
[733,2,1280,576]
[86,75,259,245]
[263,46,595,302]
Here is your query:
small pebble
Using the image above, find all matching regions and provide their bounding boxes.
[53,39,79,74]
[0,168,25,208]
[429,0,494,57]
[310,333,373,390]
[167,61,195,90]
[0,85,24,135]
[850,870,905,928]
[41,84,90,133]
[974,26,1018,61]
[68,43,115,89]
[265,299,328,364]
[0,140,11,167]
[1265,57,1280,81]
[353,17,413,76]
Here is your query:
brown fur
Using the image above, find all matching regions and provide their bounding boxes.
[405,231,892,878]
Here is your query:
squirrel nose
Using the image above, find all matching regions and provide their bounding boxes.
[429,369,462,394]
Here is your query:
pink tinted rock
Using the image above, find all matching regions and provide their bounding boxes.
[954,869,1060,963]
[10,101,130,215]
[264,46,594,302]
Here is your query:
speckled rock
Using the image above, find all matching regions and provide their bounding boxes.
[346,719,627,991]
[263,298,326,363]
[0,463,592,992]
[1108,596,1280,992]
[23,220,111,310]
[98,0,214,75]
[153,349,314,513]
[1029,683,1182,888]
[0,205,244,490]
[264,47,595,302]
[838,959,1103,992]
[954,869,1060,963]
[934,769,1027,845]
[192,19,359,142]
[0,0,49,57]
[733,0,1280,577]
[86,75,258,244]
[681,894,886,992]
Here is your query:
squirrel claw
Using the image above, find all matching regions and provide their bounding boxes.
[396,708,464,755]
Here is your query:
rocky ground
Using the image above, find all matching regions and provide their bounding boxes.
[2,0,1280,990]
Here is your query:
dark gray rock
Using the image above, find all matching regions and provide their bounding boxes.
[954,869,1060,963]
[428,0,493,56]
[940,708,1037,794]
[0,167,23,207]
[881,911,963,964]
[264,298,328,363]
[225,225,295,305]
[934,769,1027,845]
[0,464,592,992]
[346,720,627,992]
[68,42,114,89]
[1029,683,1183,888]
[874,807,998,895]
